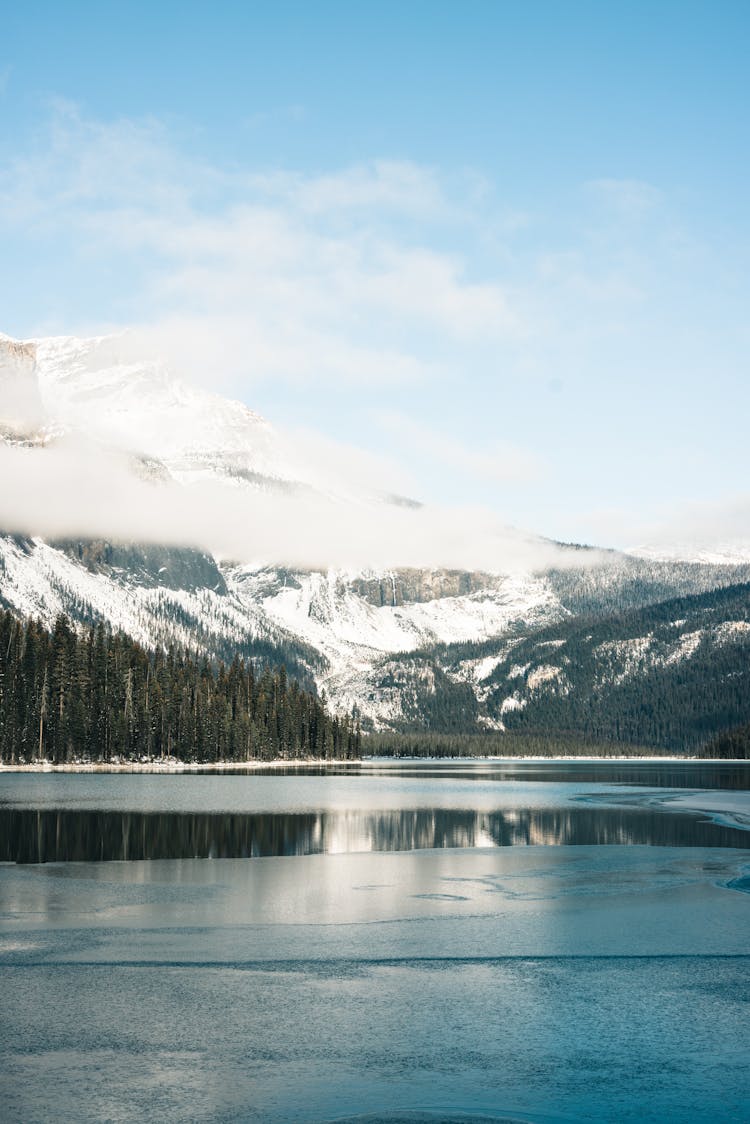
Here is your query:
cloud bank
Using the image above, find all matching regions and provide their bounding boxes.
[0,438,580,573]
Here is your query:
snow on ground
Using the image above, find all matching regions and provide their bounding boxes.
[449,638,527,701]
[0,537,566,728]
[0,537,157,648]
[472,655,507,683]
[665,629,704,665]
[248,568,560,657]
[594,635,654,685]
[713,620,750,642]
[500,695,527,714]
[225,563,567,725]
[0,538,285,664]
[526,664,564,690]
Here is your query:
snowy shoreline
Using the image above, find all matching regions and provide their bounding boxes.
[0,758,360,774]
[0,754,737,774]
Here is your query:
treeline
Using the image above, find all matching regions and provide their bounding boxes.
[701,722,750,759]
[364,731,655,758]
[0,610,360,765]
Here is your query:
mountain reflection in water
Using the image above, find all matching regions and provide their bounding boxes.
[207,762,750,790]
[2,803,747,863]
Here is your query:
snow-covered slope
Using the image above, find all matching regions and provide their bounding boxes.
[628,542,750,566]
[0,326,569,724]
[0,332,47,441]
[32,333,292,488]
[3,529,748,731]
[228,564,566,722]
[468,578,750,749]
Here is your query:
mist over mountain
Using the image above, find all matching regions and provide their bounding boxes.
[0,330,587,572]
[2,329,749,743]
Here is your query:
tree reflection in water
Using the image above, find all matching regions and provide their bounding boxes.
[1,803,747,863]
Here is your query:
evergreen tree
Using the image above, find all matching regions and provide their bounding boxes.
[0,609,361,765]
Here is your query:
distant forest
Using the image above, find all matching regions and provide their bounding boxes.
[365,731,657,758]
[701,722,750,760]
[485,583,750,753]
[380,580,750,753]
[0,610,360,765]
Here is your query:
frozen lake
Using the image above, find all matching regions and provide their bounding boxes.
[1,760,748,1122]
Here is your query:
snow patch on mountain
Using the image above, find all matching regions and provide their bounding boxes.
[471,655,508,683]
[226,563,566,724]
[0,536,299,673]
[500,695,527,714]
[594,635,654,685]
[0,534,569,728]
[526,664,564,691]
[714,619,750,642]
[33,334,291,488]
[665,629,703,665]
[628,542,750,566]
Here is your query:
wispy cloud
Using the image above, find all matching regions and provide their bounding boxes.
[588,492,750,556]
[250,160,447,216]
[376,411,545,485]
[0,104,523,393]
[586,177,663,218]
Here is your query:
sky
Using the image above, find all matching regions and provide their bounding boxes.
[1,1,749,553]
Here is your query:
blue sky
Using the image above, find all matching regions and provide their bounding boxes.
[2,1,749,549]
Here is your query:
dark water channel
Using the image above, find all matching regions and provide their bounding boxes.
[2,802,749,863]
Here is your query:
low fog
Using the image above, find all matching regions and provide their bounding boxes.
[0,437,590,574]
[0,328,598,573]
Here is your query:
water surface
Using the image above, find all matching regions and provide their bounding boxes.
[1,759,748,1122]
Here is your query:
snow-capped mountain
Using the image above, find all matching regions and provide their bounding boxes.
[0,531,571,727]
[0,333,46,441]
[30,333,295,488]
[2,329,749,734]
[628,542,750,566]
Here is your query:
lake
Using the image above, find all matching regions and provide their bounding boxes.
[0,759,748,1122]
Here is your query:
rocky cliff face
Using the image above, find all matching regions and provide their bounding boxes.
[0,335,45,439]
[51,538,228,594]
[350,568,498,607]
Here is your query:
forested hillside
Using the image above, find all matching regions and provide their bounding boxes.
[476,582,750,752]
[0,610,360,765]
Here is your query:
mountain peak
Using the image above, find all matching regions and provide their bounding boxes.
[0,331,44,436]
[2,328,294,487]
